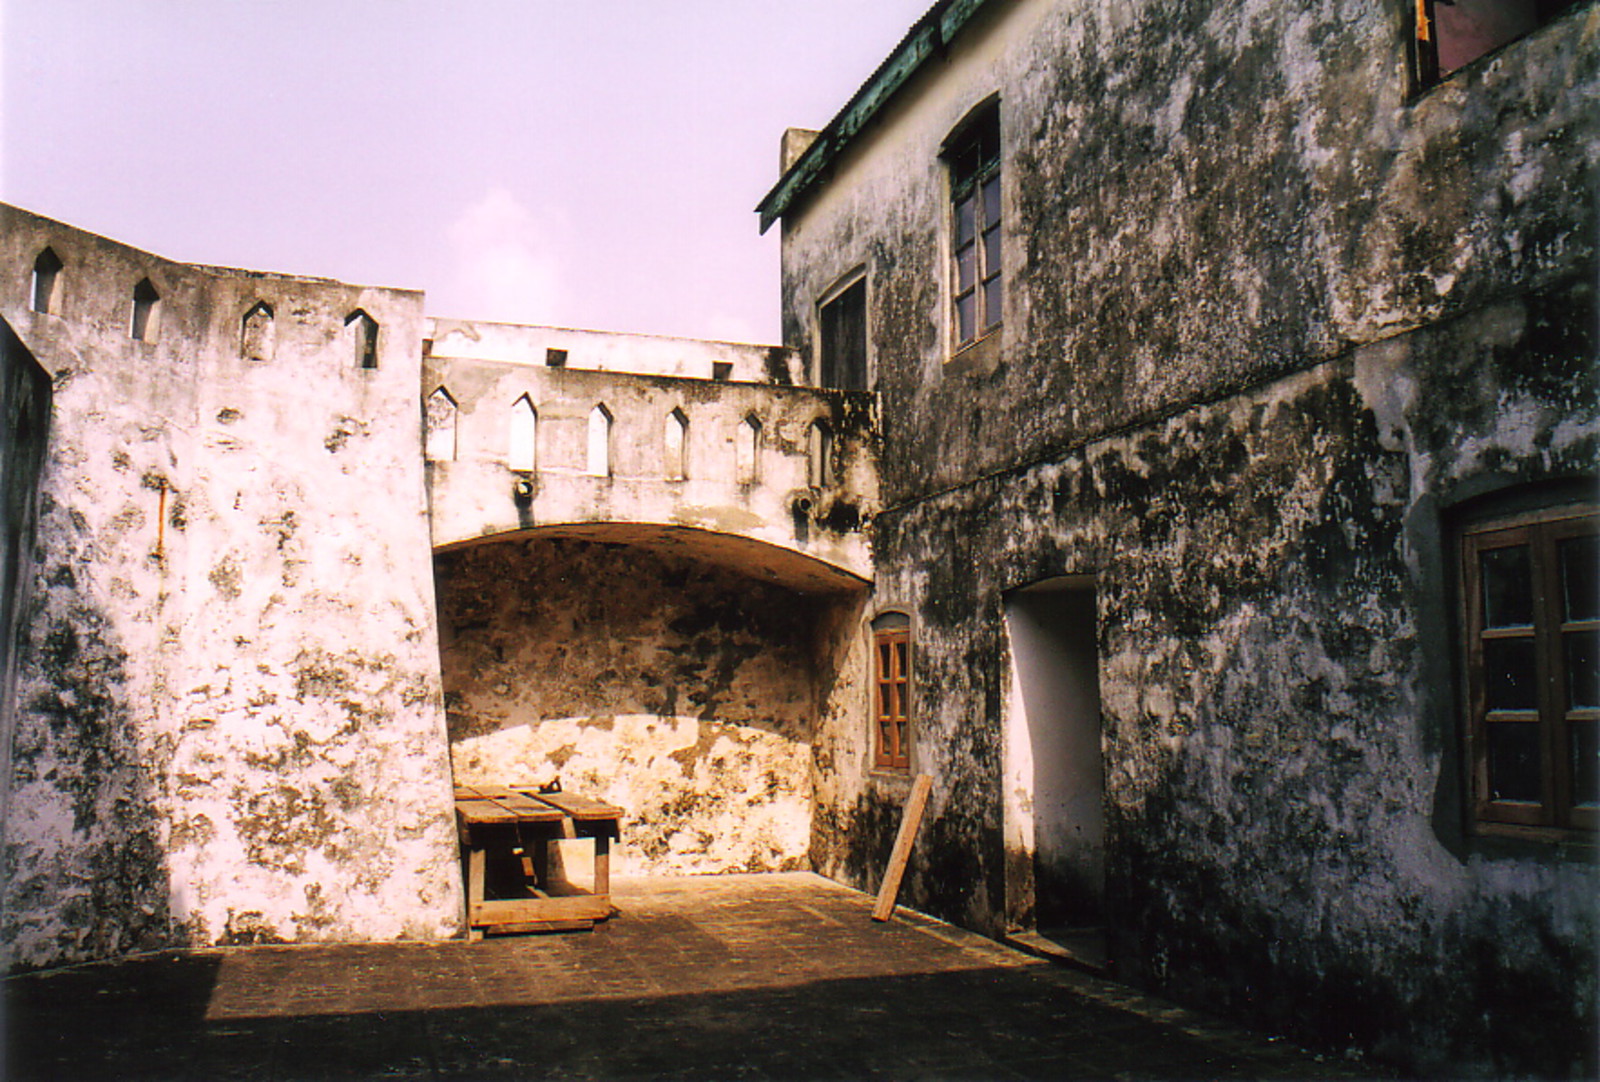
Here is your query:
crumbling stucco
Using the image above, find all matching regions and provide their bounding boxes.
[0,205,462,966]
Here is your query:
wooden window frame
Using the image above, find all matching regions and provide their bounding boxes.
[1461,502,1598,839]
[944,100,1001,355]
[873,616,912,772]
[1410,0,1583,92]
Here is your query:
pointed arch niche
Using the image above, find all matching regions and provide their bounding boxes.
[736,414,762,485]
[665,407,689,481]
[425,386,458,462]
[346,309,379,369]
[241,301,275,362]
[509,395,538,472]
[587,404,613,477]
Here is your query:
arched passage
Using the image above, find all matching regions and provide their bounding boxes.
[433,523,867,876]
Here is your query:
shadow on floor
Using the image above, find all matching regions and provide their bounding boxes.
[9,961,1365,1082]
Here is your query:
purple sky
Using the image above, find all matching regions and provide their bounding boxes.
[1,1,931,343]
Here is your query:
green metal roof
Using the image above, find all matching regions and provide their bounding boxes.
[755,0,994,234]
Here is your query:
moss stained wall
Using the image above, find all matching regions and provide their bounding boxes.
[0,205,462,966]
[779,0,1598,1075]
[438,535,859,874]
[0,317,52,921]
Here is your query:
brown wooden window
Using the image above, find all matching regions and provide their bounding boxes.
[1412,0,1581,89]
[945,101,1001,352]
[1461,503,1598,836]
[873,613,911,771]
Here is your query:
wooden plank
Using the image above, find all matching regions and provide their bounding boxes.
[487,919,595,935]
[594,832,610,898]
[470,895,613,925]
[525,790,625,820]
[489,792,564,822]
[466,847,487,943]
[872,773,932,922]
[455,799,520,826]
[453,785,483,800]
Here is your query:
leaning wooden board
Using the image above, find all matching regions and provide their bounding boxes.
[454,785,624,939]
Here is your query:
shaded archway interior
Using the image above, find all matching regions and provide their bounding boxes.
[433,524,868,877]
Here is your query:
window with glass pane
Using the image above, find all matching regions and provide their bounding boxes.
[1413,0,1582,90]
[873,614,911,772]
[947,103,1000,352]
[1462,504,1598,833]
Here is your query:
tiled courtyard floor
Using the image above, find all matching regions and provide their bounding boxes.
[5,873,1384,1081]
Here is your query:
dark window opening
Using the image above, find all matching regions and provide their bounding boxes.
[545,348,568,368]
[346,310,379,369]
[1413,0,1580,88]
[1461,501,1598,836]
[873,612,912,772]
[945,101,1001,352]
[130,278,160,341]
[31,248,62,314]
[818,277,868,391]
[712,361,733,382]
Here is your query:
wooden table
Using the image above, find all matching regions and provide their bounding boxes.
[454,785,624,939]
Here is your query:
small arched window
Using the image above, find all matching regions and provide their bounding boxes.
[736,414,762,485]
[509,395,538,472]
[346,309,379,369]
[241,301,275,362]
[587,404,613,477]
[130,278,160,341]
[425,386,458,462]
[808,419,834,488]
[31,248,62,314]
[666,408,689,481]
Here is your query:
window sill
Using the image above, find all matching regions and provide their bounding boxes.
[869,767,914,784]
[947,326,1001,377]
[1467,820,1597,860]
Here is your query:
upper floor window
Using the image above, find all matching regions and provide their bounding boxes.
[1460,500,1598,836]
[31,248,62,314]
[1413,0,1581,88]
[944,100,1001,353]
[818,274,867,391]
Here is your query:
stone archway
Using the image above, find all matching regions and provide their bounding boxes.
[434,525,867,876]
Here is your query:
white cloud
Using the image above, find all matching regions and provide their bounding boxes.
[445,186,563,324]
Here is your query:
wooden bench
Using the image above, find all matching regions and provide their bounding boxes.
[454,785,624,939]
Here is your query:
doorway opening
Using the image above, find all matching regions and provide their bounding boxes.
[1002,575,1106,971]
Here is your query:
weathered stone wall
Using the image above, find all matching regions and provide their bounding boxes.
[778,0,1598,1075]
[0,317,52,931]
[0,204,462,966]
[438,534,862,874]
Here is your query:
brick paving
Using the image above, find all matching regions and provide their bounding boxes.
[5,873,1383,1081]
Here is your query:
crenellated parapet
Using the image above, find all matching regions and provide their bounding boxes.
[424,339,878,589]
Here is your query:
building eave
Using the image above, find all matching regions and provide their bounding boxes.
[754,0,994,235]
